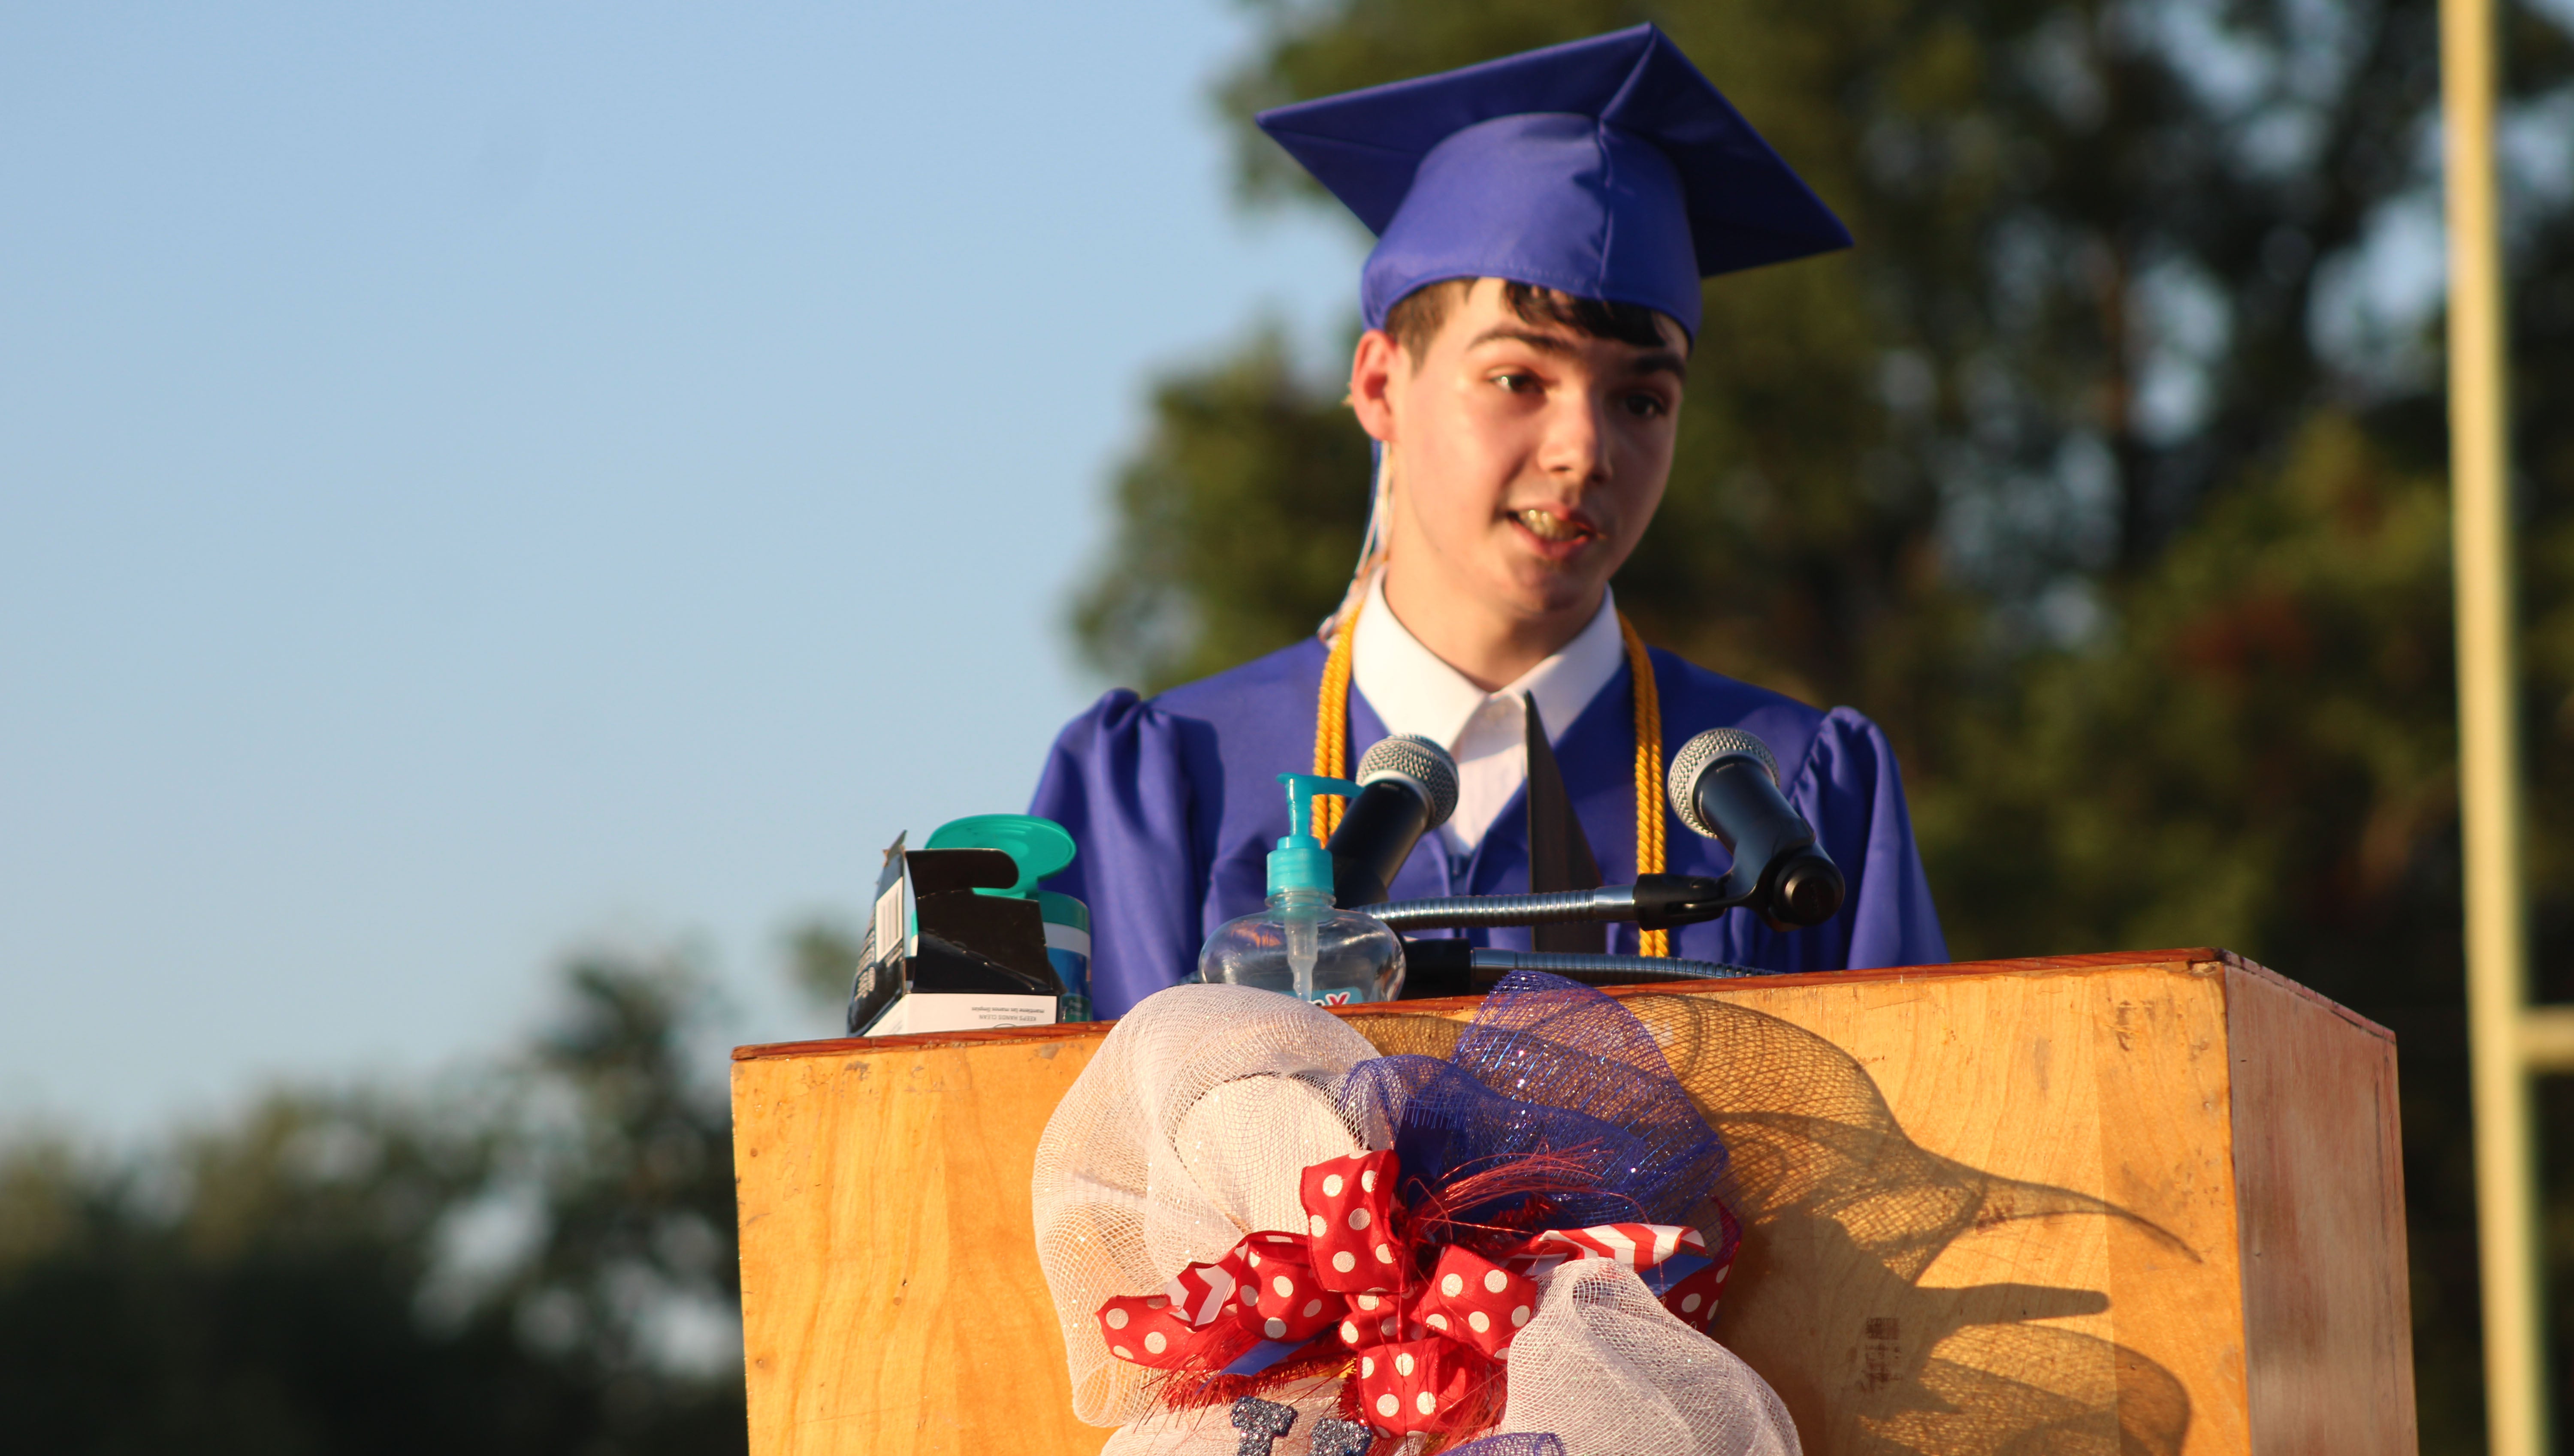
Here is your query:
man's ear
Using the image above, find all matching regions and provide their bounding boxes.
[1348,329,1403,445]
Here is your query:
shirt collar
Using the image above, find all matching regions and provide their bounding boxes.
[1349,572,1627,751]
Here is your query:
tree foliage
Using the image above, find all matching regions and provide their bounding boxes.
[0,952,745,1456]
[1069,0,2574,1446]
[1077,330,1378,688]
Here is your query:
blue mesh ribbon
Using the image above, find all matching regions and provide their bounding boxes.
[1340,971,1730,1240]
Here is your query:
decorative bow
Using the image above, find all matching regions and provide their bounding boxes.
[1096,1149,1735,1438]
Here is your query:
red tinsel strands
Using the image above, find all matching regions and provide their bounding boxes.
[1153,1357,1371,1421]
[1400,1146,1645,1253]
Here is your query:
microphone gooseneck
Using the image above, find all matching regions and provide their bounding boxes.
[1466,949,1757,983]
[1325,734,1461,907]
[1393,936,1762,997]
[1371,888,1637,929]
[1666,728,1847,928]
[1365,874,1731,931]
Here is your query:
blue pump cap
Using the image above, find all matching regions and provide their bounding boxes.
[1271,773,1362,898]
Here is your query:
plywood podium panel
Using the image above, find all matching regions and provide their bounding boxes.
[730,949,2413,1456]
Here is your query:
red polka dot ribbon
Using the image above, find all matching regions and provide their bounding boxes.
[1094,1151,1735,1438]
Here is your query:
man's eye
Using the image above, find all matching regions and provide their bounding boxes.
[1492,372,1535,393]
[1622,392,1669,418]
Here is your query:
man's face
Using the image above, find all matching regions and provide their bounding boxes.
[1352,279,1689,627]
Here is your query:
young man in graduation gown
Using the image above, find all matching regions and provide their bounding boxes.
[1032,24,1949,1017]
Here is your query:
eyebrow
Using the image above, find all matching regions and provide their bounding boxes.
[1464,326,1690,383]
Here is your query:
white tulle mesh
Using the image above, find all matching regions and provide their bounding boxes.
[1031,984,1804,1456]
[1031,984,1379,1427]
[1500,1260,1800,1456]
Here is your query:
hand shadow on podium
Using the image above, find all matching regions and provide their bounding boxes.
[1355,998,2195,1456]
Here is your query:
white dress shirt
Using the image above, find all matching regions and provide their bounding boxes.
[1349,572,1628,854]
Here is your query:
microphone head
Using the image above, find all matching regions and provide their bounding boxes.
[1356,733,1460,830]
[1667,728,1780,839]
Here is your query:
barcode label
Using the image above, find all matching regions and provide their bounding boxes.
[871,874,905,970]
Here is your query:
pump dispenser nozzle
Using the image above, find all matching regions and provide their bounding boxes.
[1195,771,1405,1007]
[1269,773,1363,898]
[1270,773,1359,1001]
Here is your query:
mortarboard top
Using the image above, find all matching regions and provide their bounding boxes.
[1255,24,1851,338]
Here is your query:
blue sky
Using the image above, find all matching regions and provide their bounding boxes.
[0,2,1362,1136]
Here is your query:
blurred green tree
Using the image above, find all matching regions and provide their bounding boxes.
[1076,329,1378,689]
[785,920,865,1022]
[0,950,745,1456]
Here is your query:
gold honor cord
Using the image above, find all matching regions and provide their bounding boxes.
[1311,597,1671,956]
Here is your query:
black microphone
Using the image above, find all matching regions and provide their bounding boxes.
[1326,734,1461,907]
[1666,729,1846,928]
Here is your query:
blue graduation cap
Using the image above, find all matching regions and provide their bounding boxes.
[1255,24,1851,337]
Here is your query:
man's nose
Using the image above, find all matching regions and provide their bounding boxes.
[1538,395,1608,484]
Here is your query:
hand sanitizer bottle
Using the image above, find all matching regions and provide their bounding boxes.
[1196,774,1406,1006]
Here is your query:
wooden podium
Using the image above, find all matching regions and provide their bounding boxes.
[730,950,2415,1456]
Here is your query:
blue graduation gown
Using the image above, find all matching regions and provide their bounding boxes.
[1030,637,1948,1018]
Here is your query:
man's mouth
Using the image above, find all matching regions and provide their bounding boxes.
[1514,508,1597,545]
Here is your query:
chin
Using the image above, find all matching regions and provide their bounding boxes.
[1496,566,1607,621]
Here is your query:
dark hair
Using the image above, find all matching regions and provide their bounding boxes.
[1383,278,1677,365]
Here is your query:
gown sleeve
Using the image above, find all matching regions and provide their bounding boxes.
[1027,689,1208,1017]
[1786,707,1949,969]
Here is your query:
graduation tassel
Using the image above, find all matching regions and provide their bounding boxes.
[1620,614,1671,957]
[1314,603,1360,842]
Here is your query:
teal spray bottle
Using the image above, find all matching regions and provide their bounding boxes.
[1195,774,1406,1005]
